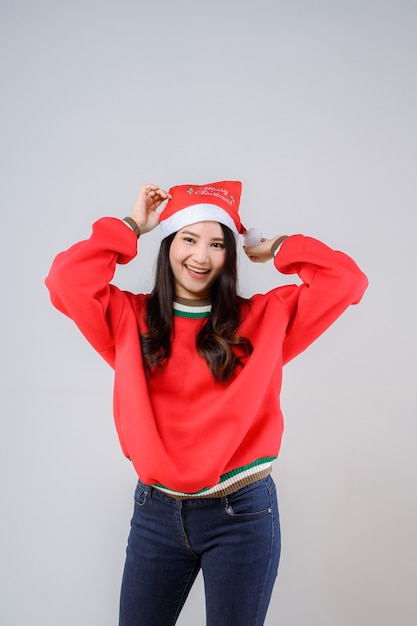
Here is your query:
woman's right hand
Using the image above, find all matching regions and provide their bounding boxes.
[130,184,171,235]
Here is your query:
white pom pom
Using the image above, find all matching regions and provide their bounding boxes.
[243,227,263,247]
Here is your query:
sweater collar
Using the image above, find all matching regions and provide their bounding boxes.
[173,297,212,319]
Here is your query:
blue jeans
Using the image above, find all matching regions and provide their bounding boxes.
[119,475,280,626]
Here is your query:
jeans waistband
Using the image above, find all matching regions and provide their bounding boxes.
[137,473,274,507]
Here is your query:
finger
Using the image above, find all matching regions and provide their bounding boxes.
[151,190,171,202]
[244,245,260,256]
[144,185,170,198]
[243,246,252,256]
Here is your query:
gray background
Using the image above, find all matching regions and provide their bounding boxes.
[1,1,416,624]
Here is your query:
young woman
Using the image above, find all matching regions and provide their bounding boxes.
[46,180,368,626]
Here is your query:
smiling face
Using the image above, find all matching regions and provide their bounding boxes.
[169,221,227,299]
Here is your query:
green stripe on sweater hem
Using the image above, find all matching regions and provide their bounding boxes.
[154,456,278,496]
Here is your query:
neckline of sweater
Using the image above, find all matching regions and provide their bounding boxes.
[173,297,212,318]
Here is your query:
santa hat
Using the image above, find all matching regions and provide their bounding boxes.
[159,181,245,240]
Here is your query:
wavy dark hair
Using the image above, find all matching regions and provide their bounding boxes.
[140,223,253,383]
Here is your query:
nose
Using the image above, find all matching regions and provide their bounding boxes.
[192,243,210,264]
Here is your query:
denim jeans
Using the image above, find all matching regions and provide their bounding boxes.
[119,475,281,626]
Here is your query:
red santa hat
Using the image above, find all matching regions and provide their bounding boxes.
[159,180,245,240]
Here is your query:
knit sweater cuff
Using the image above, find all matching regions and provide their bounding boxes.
[271,235,288,257]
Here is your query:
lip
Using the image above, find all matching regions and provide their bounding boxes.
[185,264,210,278]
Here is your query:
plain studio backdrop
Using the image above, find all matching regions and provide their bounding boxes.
[1,1,416,625]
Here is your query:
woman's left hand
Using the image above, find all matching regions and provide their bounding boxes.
[244,237,279,263]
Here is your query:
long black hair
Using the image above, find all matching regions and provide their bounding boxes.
[140,223,253,383]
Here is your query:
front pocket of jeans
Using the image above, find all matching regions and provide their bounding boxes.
[224,483,272,520]
[225,503,272,520]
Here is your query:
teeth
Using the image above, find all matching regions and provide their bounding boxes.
[186,265,208,274]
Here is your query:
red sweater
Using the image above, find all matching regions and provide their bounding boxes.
[45,218,368,493]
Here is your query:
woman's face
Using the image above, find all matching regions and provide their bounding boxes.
[169,221,227,299]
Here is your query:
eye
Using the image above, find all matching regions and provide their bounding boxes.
[211,242,225,249]
[183,236,195,244]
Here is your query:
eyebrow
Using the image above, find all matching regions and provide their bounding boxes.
[181,230,225,242]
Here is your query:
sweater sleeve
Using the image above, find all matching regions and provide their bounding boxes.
[45,217,139,367]
[273,234,368,364]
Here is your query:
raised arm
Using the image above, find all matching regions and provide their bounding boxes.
[45,184,170,366]
[245,234,368,363]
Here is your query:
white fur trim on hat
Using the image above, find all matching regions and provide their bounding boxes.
[160,204,239,240]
